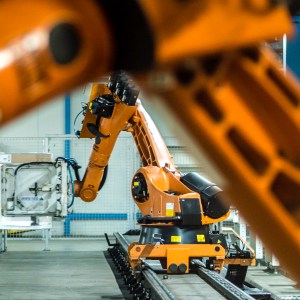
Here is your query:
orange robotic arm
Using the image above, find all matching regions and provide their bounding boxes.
[74,81,137,202]
[77,73,230,228]
[131,100,230,226]
[77,74,243,274]
[0,0,154,124]
[0,0,291,125]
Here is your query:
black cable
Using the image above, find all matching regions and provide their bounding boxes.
[55,157,81,181]
[14,162,54,176]
[73,108,85,138]
[99,165,108,191]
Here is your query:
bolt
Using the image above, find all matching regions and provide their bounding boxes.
[169,263,178,273]
[178,263,187,273]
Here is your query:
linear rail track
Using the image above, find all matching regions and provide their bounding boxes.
[192,260,255,300]
[109,232,176,300]
[108,232,258,300]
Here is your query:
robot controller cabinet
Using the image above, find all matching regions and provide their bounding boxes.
[0,153,69,229]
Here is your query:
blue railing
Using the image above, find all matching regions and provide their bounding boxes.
[64,213,128,236]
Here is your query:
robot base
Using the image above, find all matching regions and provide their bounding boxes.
[138,224,211,245]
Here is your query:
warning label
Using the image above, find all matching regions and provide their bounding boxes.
[197,234,205,242]
[166,202,174,217]
[171,236,181,243]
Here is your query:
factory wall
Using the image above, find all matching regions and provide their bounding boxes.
[0,84,173,138]
[0,96,64,137]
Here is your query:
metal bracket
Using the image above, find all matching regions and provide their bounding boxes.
[105,233,118,247]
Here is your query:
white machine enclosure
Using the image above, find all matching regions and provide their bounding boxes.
[0,155,69,229]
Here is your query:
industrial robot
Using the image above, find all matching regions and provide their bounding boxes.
[74,72,255,282]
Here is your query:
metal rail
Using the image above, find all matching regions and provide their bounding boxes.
[113,232,176,300]
[111,233,254,300]
[142,269,176,300]
[113,232,130,252]
[109,233,291,300]
[192,260,254,300]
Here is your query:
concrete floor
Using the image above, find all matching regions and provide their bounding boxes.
[3,239,108,252]
[246,266,300,300]
[0,239,125,300]
[1,239,300,300]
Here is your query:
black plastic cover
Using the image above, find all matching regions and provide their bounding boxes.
[180,172,230,219]
[138,225,210,244]
[180,198,202,226]
[90,94,115,118]
[132,173,149,203]
[210,233,228,249]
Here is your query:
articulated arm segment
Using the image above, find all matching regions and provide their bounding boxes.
[79,84,111,139]
[76,74,230,226]
[137,45,300,281]
[130,101,177,170]
[139,0,292,63]
[0,0,292,126]
[0,0,114,124]
[74,83,137,202]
